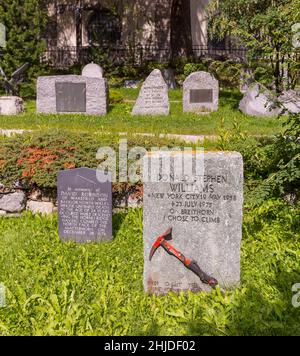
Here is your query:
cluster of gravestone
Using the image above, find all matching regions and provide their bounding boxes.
[36,65,220,116]
[0,62,299,116]
[57,150,244,295]
[34,65,300,117]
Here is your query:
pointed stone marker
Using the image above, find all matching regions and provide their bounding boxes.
[132,69,170,116]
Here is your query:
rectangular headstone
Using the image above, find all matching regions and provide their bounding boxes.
[37,75,108,115]
[58,168,112,243]
[56,82,86,113]
[143,151,243,294]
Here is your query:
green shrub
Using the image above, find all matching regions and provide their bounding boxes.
[219,114,300,206]
[209,60,243,88]
[184,63,208,77]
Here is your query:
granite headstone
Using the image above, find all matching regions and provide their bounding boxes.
[183,71,219,113]
[143,151,243,294]
[58,168,112,243]
[37,75,108,115]
[132,69,170,116]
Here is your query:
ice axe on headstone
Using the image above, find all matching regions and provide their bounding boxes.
[149,227,218,288]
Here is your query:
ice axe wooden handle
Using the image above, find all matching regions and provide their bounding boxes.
[186,260,218,288]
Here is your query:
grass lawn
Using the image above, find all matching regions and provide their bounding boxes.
[0,200,299,336]
[0,89,284,136]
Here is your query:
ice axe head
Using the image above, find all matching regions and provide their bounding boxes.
[149,227,172,261]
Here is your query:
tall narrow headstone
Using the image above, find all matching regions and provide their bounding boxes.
[132,69,170,116]
[58,168,112,243]
[183,71,219,113]
[143,151,243,294]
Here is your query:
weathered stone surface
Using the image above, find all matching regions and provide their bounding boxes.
[143,151,243,294]
[239,84,280,117]
[183,71,219,113]
[58,168,112,243]
[161,68,177,89]
[0,96,24,115]
[82,63,103,78]
[0,192,26,213]
[132,69,169,116]
[27,201,55,215]
[279,90,300,114]
[37,75,108,115]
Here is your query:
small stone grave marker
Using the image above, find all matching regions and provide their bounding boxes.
[82,63,104,79]
[143,151,243,294]
[183,71,219,113]
[58,168,112,243]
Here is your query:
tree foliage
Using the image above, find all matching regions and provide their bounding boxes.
[0,0,48,81]
[208,0,300,91]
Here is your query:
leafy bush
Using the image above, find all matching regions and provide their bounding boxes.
[209,60,243,88]
[184,63,208,77]
[0,0,48,85]
[219,113,300,206]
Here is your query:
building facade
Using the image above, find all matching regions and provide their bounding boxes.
[45,0,239,67]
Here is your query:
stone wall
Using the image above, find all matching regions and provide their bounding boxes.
[0,185,143,216]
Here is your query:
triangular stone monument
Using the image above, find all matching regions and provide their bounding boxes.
[132,69,170,116]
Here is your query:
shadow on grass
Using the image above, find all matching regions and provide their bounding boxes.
[112,211,128,238]
[186,278,300,336]
[220,89,243,110]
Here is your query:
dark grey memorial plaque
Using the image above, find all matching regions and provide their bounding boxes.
[56,82,86,113]
[58,168,112,242]
[190,89,213,104]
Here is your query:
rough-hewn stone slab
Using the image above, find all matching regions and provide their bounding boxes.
[37,75,108,115]
[143,151,243,294]
[239,84,280,117]
[0,96,24,115]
